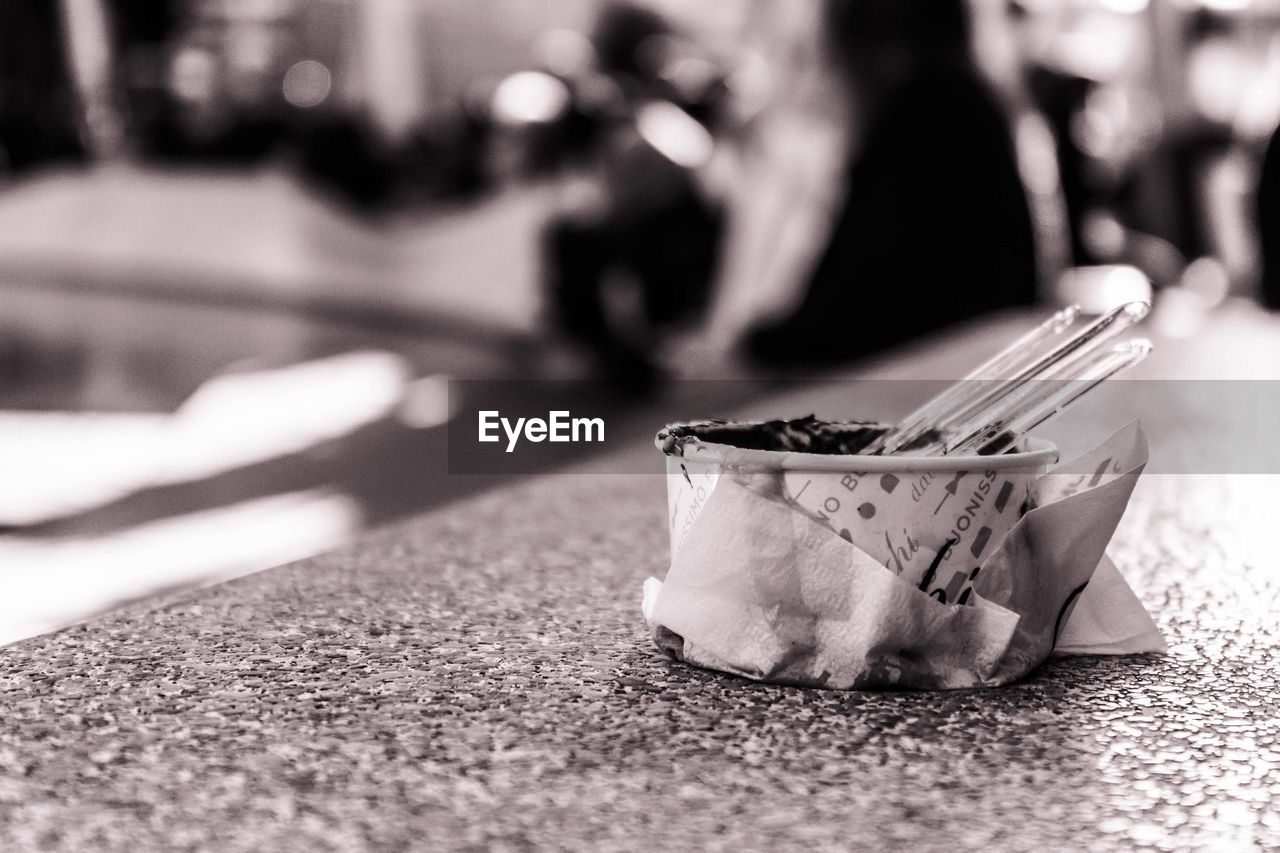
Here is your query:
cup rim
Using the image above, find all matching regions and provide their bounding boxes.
[674,436,1060,473]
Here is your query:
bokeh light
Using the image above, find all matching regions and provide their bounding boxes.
[490,70,571,126]
[282,59,331,108]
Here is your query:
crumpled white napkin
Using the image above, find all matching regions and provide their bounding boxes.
[642,422,1164,689]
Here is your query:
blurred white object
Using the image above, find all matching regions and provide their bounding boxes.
[1189,34,1262,126]
[169,350,408,481]
[0,489,359,647]
[1056,265,1153,315]
[491,71,571,126]
[635,101,714,169]
[0,411,167,526]
[0,351,408,526]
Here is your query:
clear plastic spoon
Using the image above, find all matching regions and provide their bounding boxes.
[872,301,1150,455]
[944,339,1153,457]
[862,304,1081,455]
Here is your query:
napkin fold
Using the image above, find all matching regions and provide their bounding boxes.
[642,422,1163,689]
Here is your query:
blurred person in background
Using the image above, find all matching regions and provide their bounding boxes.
[1083,10,1235,291]
[542,2,727,390]
[1010,4,1259,302]
[744,0,1037,367]
[0,1,87,175]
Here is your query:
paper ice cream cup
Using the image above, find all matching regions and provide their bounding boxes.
[646,419,1158,690]
[657,418,1059,605]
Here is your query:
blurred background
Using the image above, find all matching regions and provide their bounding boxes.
[5,0,1280,638]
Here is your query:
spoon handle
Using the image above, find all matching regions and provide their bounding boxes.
[945,339,1153,457]
[863,304,1081,455]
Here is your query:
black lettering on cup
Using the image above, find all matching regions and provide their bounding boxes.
[993,481,1014,513]
[970,526,993,558]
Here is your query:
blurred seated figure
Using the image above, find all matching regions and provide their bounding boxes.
[745,0,1037,366]
[543,3,726,388]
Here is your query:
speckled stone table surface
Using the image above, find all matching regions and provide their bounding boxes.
[3,314,1279,851]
